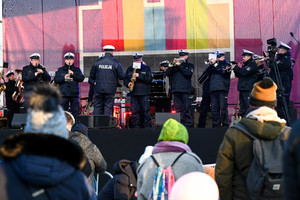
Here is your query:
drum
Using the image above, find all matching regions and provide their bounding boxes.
[150,71,170,98]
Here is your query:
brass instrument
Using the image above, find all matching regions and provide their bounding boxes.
[172,57,185,66]
[12,71,24,103]
[224,60,244,72]
[204,59,210,65]
[0,68,6,94]
[129,68,137,92]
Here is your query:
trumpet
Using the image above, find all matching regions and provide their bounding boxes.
[204,59,210,65]
[172,57,185,65]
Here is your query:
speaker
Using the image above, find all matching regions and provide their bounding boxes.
[11,113,27,129]
[155,112,181,127]
[94,115,111,128]
[76,115,94,128]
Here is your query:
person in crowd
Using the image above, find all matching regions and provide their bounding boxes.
[283,119,300,200]
[233,49,258,117]
[22,53,50,97]
[209,51,231,127]
[2,70,20,128]
[124,53,153,128]
[65,111,107,191]
[269,42,293,123]
[253,54,267,82]
[165,50,194,127]
[54,52,85,119]
[215,77,287,200]
[137,118,205,200]
[98,160,138,200]
[0,84,96,200]
[89,45,125,117]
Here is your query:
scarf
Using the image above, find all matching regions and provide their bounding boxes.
[152,141,191,154]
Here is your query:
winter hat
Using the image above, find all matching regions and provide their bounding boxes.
[158,118,189,144]
[24,84,69,139]
[249,77,277,107]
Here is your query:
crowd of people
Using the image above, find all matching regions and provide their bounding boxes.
[0,81,299,199]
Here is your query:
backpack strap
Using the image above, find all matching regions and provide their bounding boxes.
[171,151,186,167]
[231,123,258,140]
[150,155,160,167]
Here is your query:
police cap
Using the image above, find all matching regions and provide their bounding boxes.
[103,45,115,51]
[5,70,14,77]
[30,53,40,59]
[132,52,143,59]
[242,49,254,56]
[64,52,75,59]
[214,50,226,58]
[278,41,291,50]
[178,50,189,56]
[159,60,169,67]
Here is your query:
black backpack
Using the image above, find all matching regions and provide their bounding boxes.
[232,123,290,200]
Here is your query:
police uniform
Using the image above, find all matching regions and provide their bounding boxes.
[165,50,194,127]
[22,53,51,94]
[234,49,258,117]
[4,71,20,128]
[155,60,172,113]
[209,51,231,127]
[89,45,125,116]
[124,53,153,128]
[269,42,293,121]
[253,54,267,82]
[54,52,85,118]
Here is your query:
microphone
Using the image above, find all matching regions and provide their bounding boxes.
[290,32,300,45]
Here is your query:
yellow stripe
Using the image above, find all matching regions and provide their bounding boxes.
[186,0,208,49]
[123,0,145,51]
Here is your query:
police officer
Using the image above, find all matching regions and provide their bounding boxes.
[269,42,293,121]
[209,51,231,127]
[165,50,194,127]
[233,49,258,117]
[155,60,171,113]
[89,45,125,117]
[253,54,267,82]
[54,52,85,118]
[22,53,50,96]
[3,71,20,128]
[124,53,152,128]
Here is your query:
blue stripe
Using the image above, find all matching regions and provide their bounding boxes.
[144,6,166,51]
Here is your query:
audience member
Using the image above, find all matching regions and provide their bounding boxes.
[283,119,300,200]
[137,118,205,200]
[65,111,107,191]
[0,84,96,199]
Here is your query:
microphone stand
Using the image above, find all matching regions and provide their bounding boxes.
[290,32,300,45]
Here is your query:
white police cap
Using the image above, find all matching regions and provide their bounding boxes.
[132,52,143,59]
[5,70,14,77]
[242,49,254,56]
[159,60,169,67]
[30,53,40,59]
[178,49,189,56]
[253,54,262,60]
[278,41,291,50]
[103,45,115,51]
[64,52,75,59]
[214,50,226,58]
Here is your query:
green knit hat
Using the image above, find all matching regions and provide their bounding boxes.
[158,119,189,144]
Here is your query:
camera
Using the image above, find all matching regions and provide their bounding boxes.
[267,38,278,58]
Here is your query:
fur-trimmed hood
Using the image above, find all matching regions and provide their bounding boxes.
[0,133,86,187]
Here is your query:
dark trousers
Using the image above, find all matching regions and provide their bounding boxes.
[239,91,250,117]
[94,93,115,117]
[6,101,20,128]
[61,96,80,119]
[198,96,211,128]
[131,95,152,128]
[155,98,171,112]
[211,91,229,127]
[276,94,290,124]
[173,93,192,127]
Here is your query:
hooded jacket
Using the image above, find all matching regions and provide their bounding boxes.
[0,133,96,200]
[98,160,138,200]
[215,107,287,200]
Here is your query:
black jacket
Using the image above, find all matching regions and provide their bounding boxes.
[89,53,125,94]
[54,64,85,97]
[234,58,258,91]
[269,52,292,95]
[22,63,50,92]
[4,79,18,106]
[209,60,231,92]
[124,63,152,96]
[165,61,194,94]
[98,160,138,200]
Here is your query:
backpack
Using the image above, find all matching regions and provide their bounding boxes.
[232,123,291,200]
[148,152,186,200]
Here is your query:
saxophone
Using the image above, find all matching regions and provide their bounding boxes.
[129,68,137,92]
[0,68,6,94]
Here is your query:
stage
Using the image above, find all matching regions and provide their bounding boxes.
[0,127,226,173]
